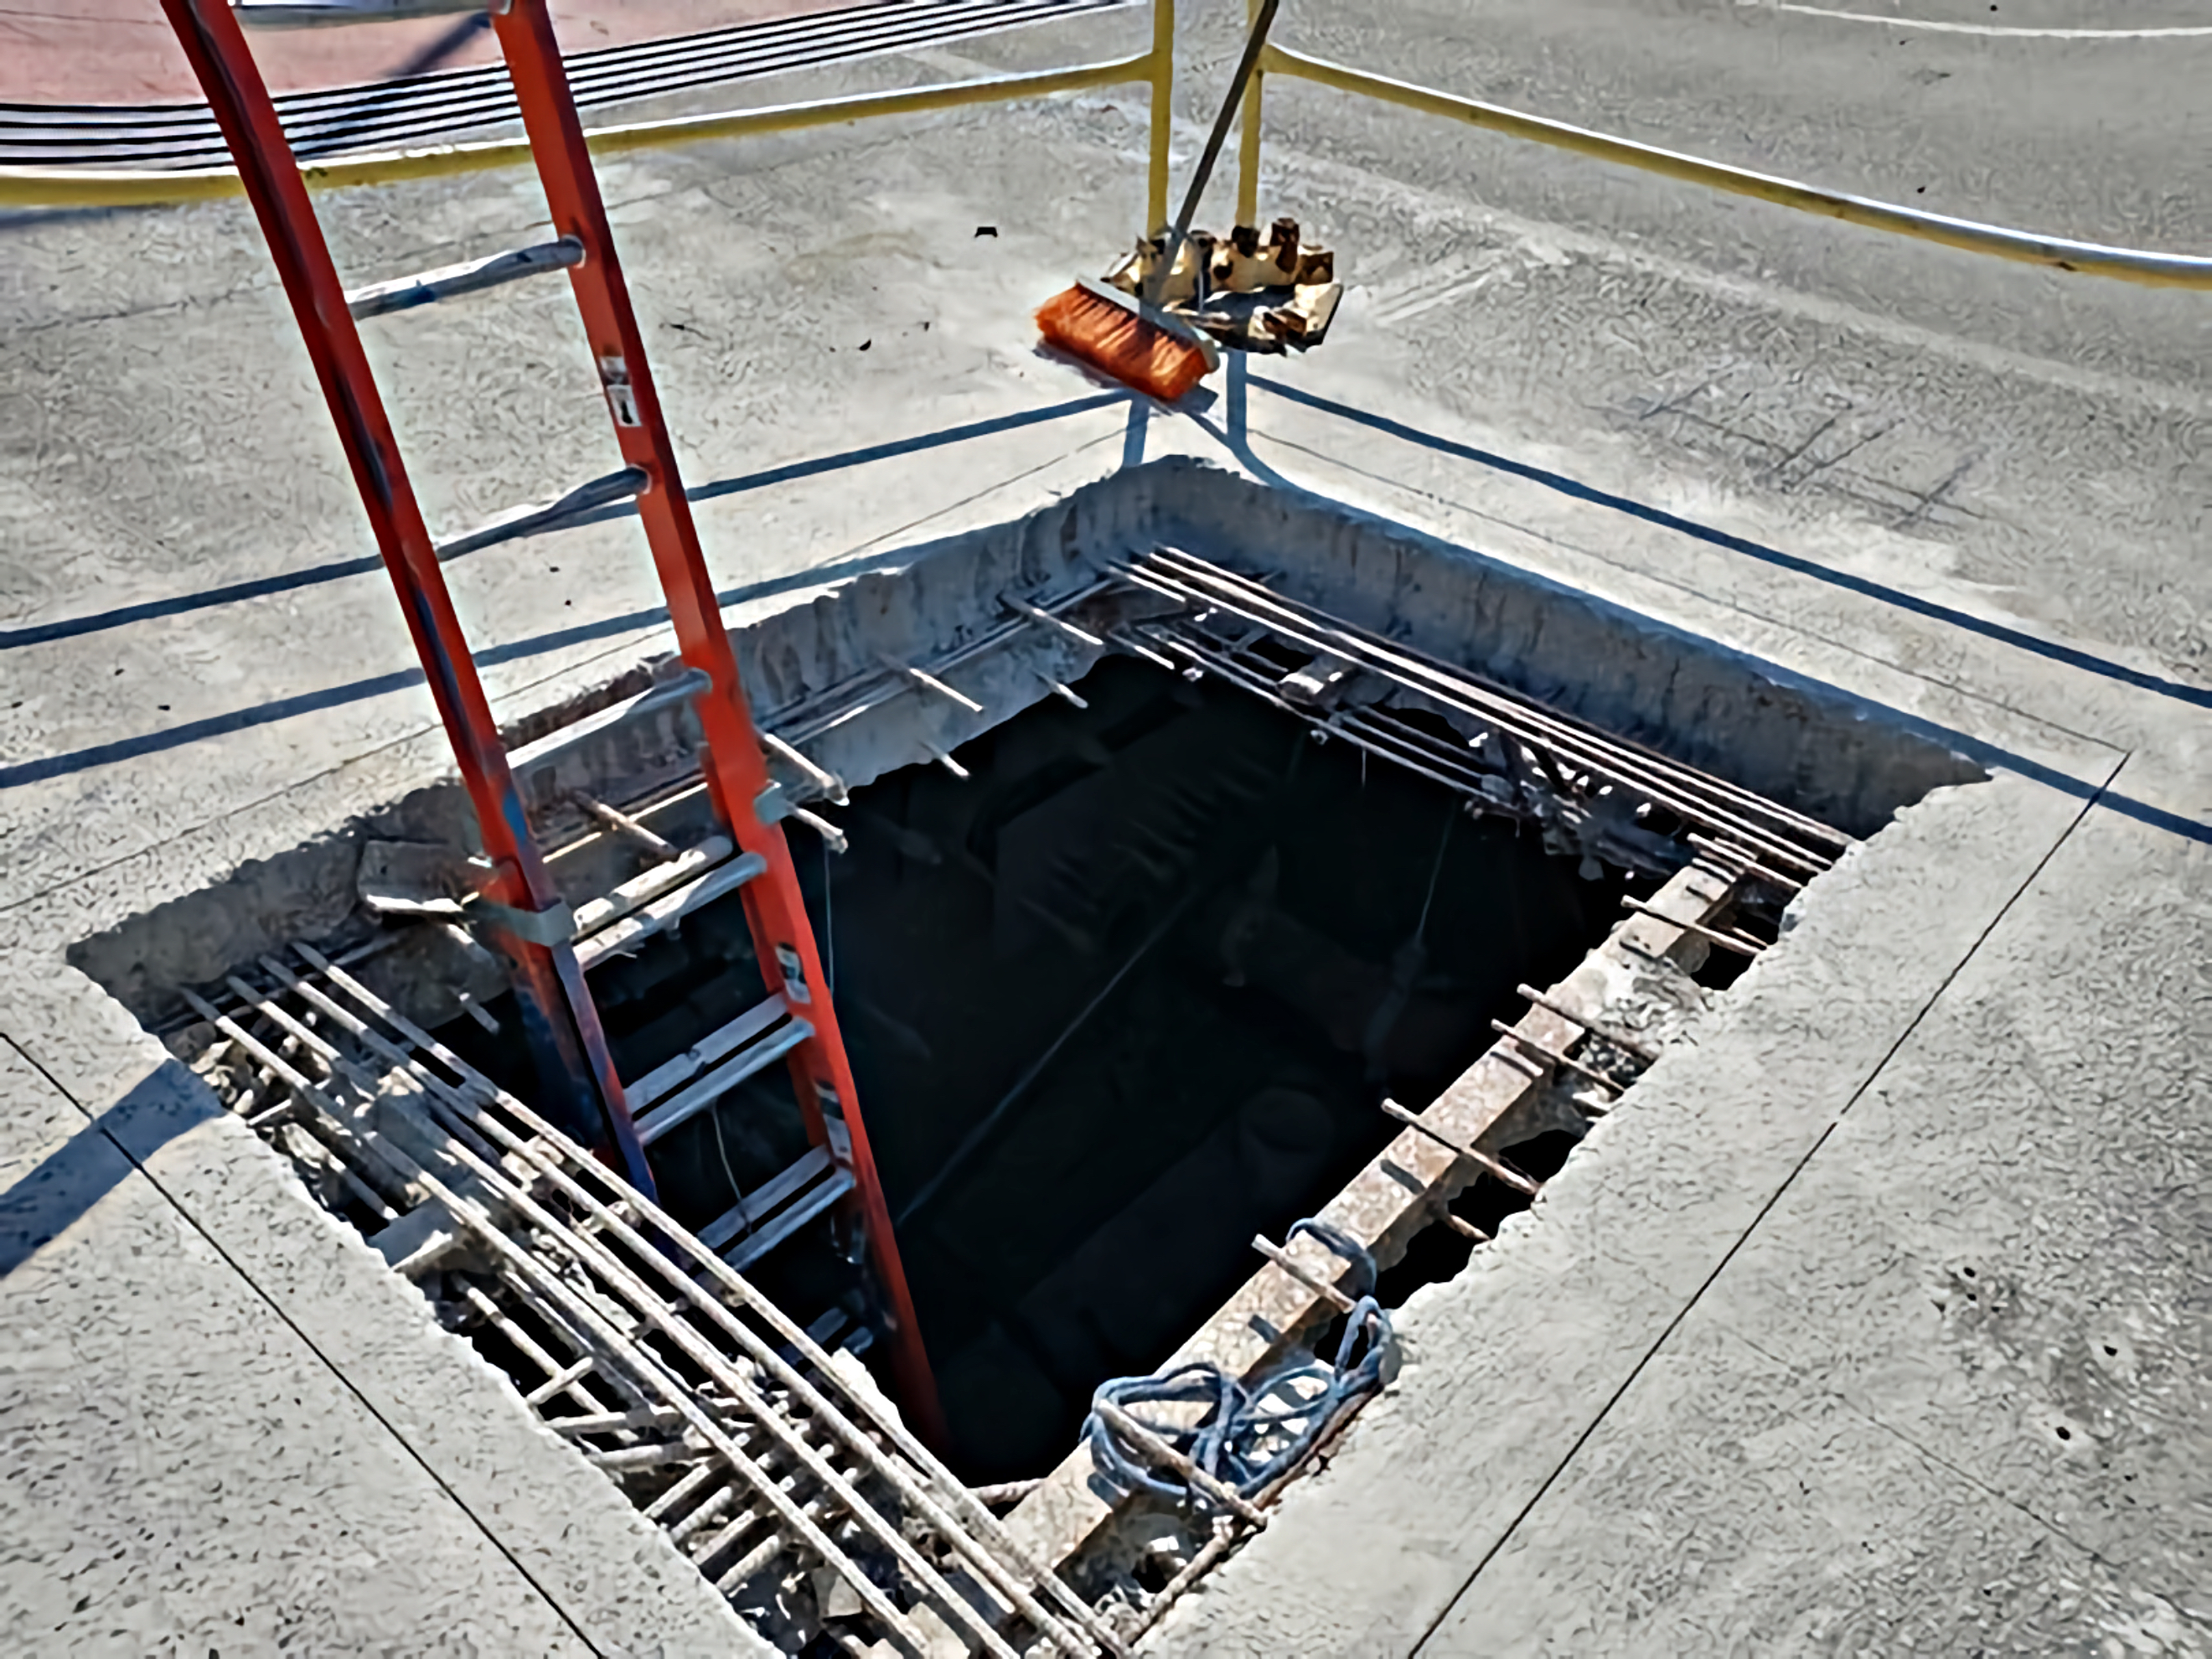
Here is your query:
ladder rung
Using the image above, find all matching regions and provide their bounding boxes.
[625,995,793,1112]
[574,853,768,971]
[725,1167,855,1272]
[236,0,487,27]
[696,1145,833,1252]
[635,1017,814,1145]
[571,835,733,938]
[508,667,710,775]
[348,236,584,321]
[434,466,647,563]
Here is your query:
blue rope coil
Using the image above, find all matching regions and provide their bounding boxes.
[1083,1219,1397,1510]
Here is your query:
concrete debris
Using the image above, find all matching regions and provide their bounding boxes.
[907,1600,976,1658]
[809,1564,866,1620]
[355,838,478,918]
[1104,217,1343,354]
[1595,943,1717,1050]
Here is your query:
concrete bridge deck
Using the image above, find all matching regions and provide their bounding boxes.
[2,2,2204,1651]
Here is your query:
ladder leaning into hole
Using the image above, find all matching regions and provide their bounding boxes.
[160,0,943,1445]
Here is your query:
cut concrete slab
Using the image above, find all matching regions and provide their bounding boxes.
[1660,788,2212,1613]
[65,453,2004,1027]
[1,1039,601,1656]
[1408,787,2212,1655]
[0,998,769,1657]
[1141,762,2126,1656]
[1431,1315,2203,1657]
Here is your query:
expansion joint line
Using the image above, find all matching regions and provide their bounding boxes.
[1408,751,2128,1654]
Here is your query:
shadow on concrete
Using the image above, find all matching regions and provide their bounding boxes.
[0,393,1124,655]
[1248,375,2212,714]
[1209,353,1296,490]
[0,545,921,788]
[392,10,492,78]
[8,383,2203,853]
[0,393,1130,788]
[0,205,146,235]
[0,1063,220,1280]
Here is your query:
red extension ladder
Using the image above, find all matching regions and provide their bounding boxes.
[163,0,943,1441]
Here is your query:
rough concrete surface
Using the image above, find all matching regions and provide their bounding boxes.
[65,453,2012,1021]
[1,987,769,1656]
[2,0,2207,1651]
[1,1040,598,1656]
[1144,766,2172,1656]
[1415,787,2212,1656]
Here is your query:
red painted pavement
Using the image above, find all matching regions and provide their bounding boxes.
[3,2,855,104]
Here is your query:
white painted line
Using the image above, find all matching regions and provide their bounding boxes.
[1755,3,2212,39]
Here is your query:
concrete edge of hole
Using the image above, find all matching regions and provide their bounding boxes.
[73,454,1982,1039]
[35,453,2014,1647]
[1123,457,1989,838]
[1136,762,2085,1658]
[0,966,775,1656]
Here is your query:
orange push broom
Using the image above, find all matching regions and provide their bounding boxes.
[1036,0,1283,400]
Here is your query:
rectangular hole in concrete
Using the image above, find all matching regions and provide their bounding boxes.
[66,460,1988,1626]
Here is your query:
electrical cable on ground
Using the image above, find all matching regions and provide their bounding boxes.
[1084,1218,1397,1509]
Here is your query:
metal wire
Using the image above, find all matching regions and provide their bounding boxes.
[1129,547,1846,880]
[194,940,1126,1656]
[1085,1218,1393,1509]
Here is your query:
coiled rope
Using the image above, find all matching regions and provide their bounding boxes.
[1084,1218,1396,1511]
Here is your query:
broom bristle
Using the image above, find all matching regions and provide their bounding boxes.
[1036,283,1212,402]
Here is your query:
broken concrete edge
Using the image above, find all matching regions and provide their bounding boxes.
[996,855,1746,1593]
[65,468,1140,1030]
[32,451,2039,1634]
[70,456,1997,1036]
[0,968,774,1659]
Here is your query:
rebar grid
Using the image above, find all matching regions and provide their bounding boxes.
[183,945,1126,1658]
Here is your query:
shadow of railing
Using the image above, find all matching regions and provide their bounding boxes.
[0,393,1124,657]
[1243,375,2212,714]
[0,1057,222,1281]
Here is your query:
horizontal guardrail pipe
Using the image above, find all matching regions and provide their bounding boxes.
[0,50,1154,209]
[1258,44,2212,292]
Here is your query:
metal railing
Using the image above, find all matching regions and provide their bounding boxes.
[1237,13,2211,291]
[0,0,1176,225]
[2,0,2204,292]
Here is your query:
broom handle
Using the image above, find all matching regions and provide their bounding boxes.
[1144,0,1283,306]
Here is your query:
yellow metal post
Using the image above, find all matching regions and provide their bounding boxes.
[1147,0,1175,232]
[1236,0,1264,228]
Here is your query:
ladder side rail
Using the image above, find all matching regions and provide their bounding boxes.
[160,0,654,1196]
[488,0,945,1447]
